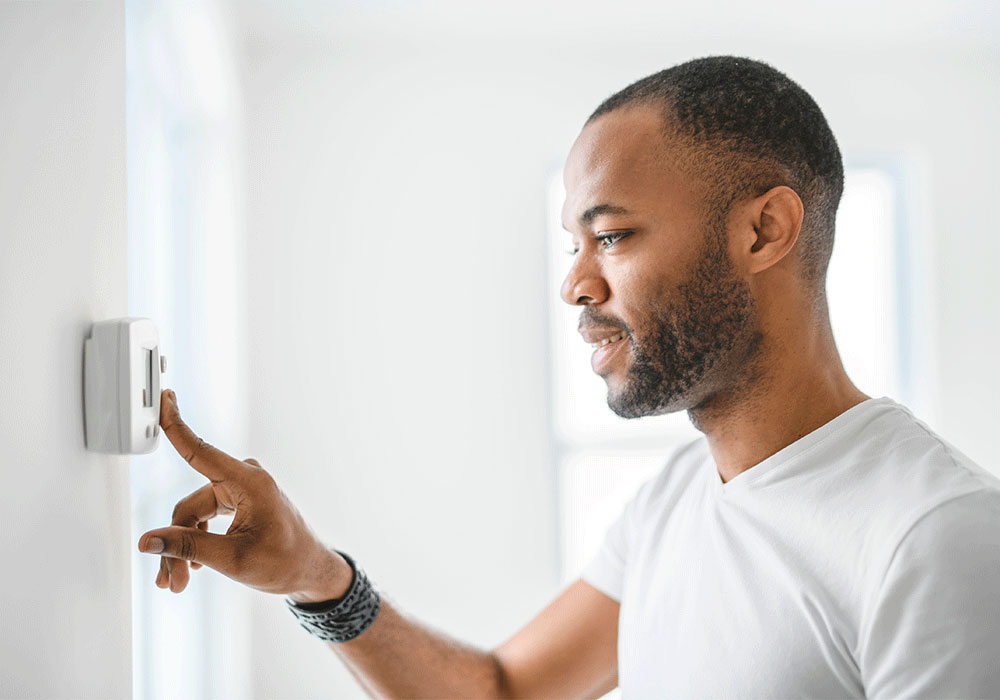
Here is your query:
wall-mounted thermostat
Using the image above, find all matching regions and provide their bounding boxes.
[84,317,166,454]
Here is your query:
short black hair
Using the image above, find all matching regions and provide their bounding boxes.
[587,55,844,295]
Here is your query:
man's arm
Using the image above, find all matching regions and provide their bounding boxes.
[138,390,619,699]
[494,579,620,700]
[327,579,619,700]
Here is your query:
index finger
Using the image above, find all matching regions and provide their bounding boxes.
[159,389,241,482]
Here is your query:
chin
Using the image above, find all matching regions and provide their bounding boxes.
[600,372,629,403]
[605,378,690,420]
[605,385,645,419]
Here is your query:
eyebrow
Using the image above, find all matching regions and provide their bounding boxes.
[565,203,631,231]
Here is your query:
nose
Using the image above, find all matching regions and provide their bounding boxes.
[560,253,610,306]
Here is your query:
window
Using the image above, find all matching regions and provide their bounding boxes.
[127,3,249,698]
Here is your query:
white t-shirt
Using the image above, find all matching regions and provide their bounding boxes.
[582,396,1000,699]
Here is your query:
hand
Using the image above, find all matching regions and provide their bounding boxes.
[138,389,351,602]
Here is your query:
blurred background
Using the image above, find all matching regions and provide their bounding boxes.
[127,2,1000,697]
[2,0,998,698]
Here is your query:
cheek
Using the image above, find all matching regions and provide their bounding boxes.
[609,262,656,303]
[613,264,675,310]
[613,285,657,338]
[630,275,682,341]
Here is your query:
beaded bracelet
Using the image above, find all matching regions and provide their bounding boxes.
[285,550,382,643]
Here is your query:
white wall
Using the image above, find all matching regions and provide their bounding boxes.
[0,2,131,698]
[241,39,563,700]
[236,20,999,700]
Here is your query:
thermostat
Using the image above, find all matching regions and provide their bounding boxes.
[84,317,166,454]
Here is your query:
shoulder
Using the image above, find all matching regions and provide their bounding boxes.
[896,487,1000,550]
[882,400,995,484]
[873,486,1000,586]
[806,399,999,537]
[857,488,1000,697]
[844,401,1000,623]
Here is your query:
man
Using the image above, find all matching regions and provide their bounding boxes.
[139,56,1000,698]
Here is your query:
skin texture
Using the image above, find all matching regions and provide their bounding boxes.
[137,102,870,699]
[561,104,869,482]
[574,212,764,420]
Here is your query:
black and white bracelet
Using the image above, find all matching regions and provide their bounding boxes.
[285,550,382,643]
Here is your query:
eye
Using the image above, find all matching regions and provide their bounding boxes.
[596,230,632,248]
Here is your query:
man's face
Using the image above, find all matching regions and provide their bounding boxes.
[560,105,763,418]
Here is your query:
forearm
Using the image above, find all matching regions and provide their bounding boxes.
[328,596,509,700]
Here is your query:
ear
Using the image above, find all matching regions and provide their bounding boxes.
[739,185,804,275]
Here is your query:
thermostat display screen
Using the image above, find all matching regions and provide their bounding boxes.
[144,348,154,408]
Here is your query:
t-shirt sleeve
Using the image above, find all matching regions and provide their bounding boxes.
[579,478,651,603]
[858,488,1000,699]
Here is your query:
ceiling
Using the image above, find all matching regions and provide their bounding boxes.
[233,0,1000,50]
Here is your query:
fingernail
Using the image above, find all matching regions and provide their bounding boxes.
[142,537,164,554]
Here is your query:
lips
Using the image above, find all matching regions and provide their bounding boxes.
[579,327,629,345]
[589,330,627,348]
[580,327,629,374]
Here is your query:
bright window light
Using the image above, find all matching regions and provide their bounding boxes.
[827,168,901,400]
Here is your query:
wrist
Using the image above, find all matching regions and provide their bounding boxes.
[288,549,354,604]
[284,549,382,643]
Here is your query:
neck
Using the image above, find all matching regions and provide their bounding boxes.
[688,301,870,484]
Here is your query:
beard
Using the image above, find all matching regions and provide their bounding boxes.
[593,218,763,419]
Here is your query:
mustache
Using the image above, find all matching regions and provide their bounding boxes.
[577,307,631,335]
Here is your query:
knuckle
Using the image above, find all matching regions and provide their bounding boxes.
[161,412,185,434]
[176,530,197,562]
[171,499,197,527]
[248,465,277,490]
[185,437,211,465]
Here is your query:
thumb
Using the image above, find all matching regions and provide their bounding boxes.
[138,526,232,570]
